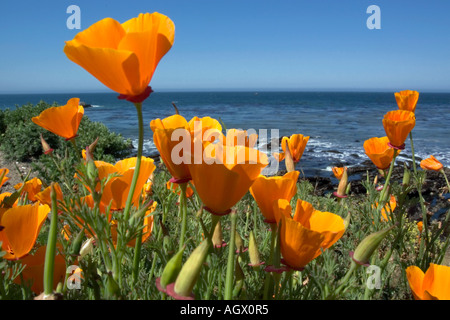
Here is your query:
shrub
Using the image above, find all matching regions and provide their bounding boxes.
[0,101,132,185]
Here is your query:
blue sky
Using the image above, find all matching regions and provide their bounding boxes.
[1,0,449,93]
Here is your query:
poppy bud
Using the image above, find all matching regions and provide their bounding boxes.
[87,137,99,157]
[212,219,226,248]
[248,230,264,270]
[235,230,246,253]
[233,255,245,298]
[106,272,120,298]
[344,211,351,230]
[70,227,85,256]
[168,240,211,299]
[402,163,411,187]
[40,134,53,155]
[333,166,348,198]
[157,245,185,292]
[351,224,396,266]
[79,238,94,260]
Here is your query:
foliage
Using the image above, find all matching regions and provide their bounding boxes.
[0,101,132,185]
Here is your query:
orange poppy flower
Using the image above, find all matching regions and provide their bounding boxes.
[100,157,156,210]
[35,183,64,206]
[382,110,415,149]
[273,199,345,270]
[406,263,450,300]
[332,167,346,180]
[0,168,9,189]
[249,171,300,223]
[14,177,43,202]
[420,155,443,172]
[395,90,419,113]
[31,98,84,141]
[0,203,50,260]
[281,134,309,163]
[14,245,66,295]
[417,221,423,234]
[64,12,175,103]
[363,136,397,170]
[187,142,268,215]
[151,114,191,182]
[187,116,222,143]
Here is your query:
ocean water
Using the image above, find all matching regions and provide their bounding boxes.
[1,91,449,178]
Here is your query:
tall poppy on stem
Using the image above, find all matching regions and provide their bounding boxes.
[364,136,398,170]
[395,90,419,113]
[64,12,175,103]
[420,155,443,172]
[32,98,84,141]
[249,171,300,224]
[382,110,415,150]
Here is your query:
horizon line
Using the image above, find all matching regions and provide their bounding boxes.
[2,88,450,95]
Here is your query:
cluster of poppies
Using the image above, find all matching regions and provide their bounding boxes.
[1,11,449,300]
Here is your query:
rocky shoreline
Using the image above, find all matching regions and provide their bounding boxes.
[1,151,448,222]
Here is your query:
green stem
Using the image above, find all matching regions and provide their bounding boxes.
[379,149,399,203]
[409,132,418,175]
[123,102,144,221]
[263,223,277,300]
[178,183,188,251]
[43,184,59,296]
[441,169,450,192]
[334,261,359,297]
[224,211,238,300]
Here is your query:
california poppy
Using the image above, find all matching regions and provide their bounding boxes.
[0,203,50,260]
[14,245,66,295]
[187,116,222,143]
[395,90,419,113]
[332,167,346,180]
[32,98,84,141]
[64,12,175,103]
[99,157,155,210]
[35,183,64,206]
[0,168,9,189]
[273,199,345,270]
[406,263,450,300]
[249,171,300,223]
[281,134,309,163]
[374,195,397,222]
[363,136,397,170]
[420,155,443,172]
[187,141,268,215]
[14,177,43,202]
[150,114,191,182]
[382,110,415,149]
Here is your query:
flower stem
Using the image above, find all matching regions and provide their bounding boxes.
[43,183,59,296]
[224,210,238,300]
[128,102,144,284]
[263,223,277,300]
[178,183,188,251]
[123,102,144,221]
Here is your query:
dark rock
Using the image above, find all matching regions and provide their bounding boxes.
[80,101,92,108]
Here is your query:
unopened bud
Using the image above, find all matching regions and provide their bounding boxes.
[334,166,348,198]
[233,255,245,298]
[248,230,264,270]
[157,245,185,292]
[212,219,226,248]
[40,134,53,155]
[351,224,396,266]
[70,227,85,256]
[235,230,246,253]
[344,211,351,230]
[79,238,94,260]
[169,240,211,299]
[402,163,411,187]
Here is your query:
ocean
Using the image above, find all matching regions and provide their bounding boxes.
[0,91,449,178]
